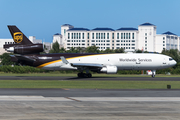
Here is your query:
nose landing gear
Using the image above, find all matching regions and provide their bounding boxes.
[151,70,156,78]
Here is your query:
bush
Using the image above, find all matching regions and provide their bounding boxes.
[0,65,48,73]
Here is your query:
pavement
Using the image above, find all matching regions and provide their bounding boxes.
[0,76,180,120]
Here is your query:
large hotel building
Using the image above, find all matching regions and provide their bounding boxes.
[53,22,180,53]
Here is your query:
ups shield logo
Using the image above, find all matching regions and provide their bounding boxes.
[13,32,23,43]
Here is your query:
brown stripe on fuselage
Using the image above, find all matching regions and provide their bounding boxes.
[26,53,106,68]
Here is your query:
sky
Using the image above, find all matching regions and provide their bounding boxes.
[0,0,180,43]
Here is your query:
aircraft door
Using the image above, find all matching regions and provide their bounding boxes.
[134,59,141,70]
[163,58,166,65]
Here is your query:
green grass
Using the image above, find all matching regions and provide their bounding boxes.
[0,80,180,89]
[0,72,180,77]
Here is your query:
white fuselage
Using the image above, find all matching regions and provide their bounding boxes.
[41,53,177,71]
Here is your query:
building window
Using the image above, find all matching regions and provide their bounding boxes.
[104,33,105,39]
[68,33,70,39]
[145,37,147,40]
[126,33,128,39]
[112,33,114,39]
[87,33,89,39]
[163,37,165,40]
[79,33,81,39]
[107,33,109,39]
[64,29,66,36]
[132,33,134,39]
[101,33,103,39]
[145,41,147,43]
[82,33,84,39]
[145,44,147,46]
[71,33,73,39]
[116,40,120,42]
[82,40,85,42]
[163,44,165,46]
[77,33,79,39]
[5,42,7,44]
[91,40,95,42]
[129,33,130,39]
[117,33,119,39]
[99,33,100,39]
[163,41,165,43]
[96,33,98,39]
[74,33,76,39]
[121,33,123,39]
[92,33,94,39]
[145,33,147,36]
[124,33,125,39]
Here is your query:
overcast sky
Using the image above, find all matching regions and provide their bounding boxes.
[0,0,180,43]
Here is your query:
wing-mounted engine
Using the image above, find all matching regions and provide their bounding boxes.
[100,65,118,74]
[4,43,43,54]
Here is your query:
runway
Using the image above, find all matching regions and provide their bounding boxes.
[0,76,180,81]
[0,76,180,119]
[0,88,180,97]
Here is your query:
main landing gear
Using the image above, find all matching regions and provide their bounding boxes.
[77,73,92,78]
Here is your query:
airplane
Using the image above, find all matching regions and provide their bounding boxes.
[3,25,177,78]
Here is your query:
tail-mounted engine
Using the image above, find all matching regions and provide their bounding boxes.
[4,43,43,54]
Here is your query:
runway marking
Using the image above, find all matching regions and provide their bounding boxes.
[1,96,180,102]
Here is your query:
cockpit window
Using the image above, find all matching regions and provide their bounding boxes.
[169,58,174,61]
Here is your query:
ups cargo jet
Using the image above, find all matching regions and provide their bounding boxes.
[3,26,176,78]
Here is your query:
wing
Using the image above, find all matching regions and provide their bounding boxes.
[60,56,103,71]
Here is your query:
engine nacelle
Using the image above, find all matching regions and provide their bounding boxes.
[100,65,117,74]
[6,44,43,54]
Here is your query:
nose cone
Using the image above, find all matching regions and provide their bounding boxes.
[173,60,177,66]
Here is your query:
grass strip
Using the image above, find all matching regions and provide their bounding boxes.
[0,80,180,89]
[0,72,180,77]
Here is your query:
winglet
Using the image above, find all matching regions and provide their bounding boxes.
[60,56,69,64]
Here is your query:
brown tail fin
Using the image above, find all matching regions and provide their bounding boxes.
[7,25,33,45]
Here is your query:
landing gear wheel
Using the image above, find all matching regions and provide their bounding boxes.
[87,73,92,78]
[152,74,155,78]
[78,73,84,78]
